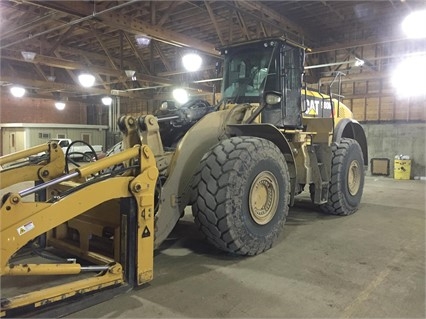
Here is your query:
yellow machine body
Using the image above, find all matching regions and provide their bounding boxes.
[0,116,158,317]
[0,37,368,317]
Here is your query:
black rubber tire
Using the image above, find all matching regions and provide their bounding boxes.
[320,138,365,216]
[191,136,290,255]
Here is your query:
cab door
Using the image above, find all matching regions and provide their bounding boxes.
[281,44,304,128]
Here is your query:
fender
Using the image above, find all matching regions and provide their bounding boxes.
[334,118,368,166]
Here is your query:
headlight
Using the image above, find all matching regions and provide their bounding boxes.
[265,93,282,105]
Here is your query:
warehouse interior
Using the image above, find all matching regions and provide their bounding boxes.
[1,0,425,175]
[0,1,425,318]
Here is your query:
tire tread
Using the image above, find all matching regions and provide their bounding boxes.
[192,136,289,255]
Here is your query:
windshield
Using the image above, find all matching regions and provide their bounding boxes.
[222,46,274,103]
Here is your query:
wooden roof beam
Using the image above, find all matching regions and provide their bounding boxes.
[33,64,49,82]
[1,49,123,76]
[0,11,60,41]
[122,32,151,75]
[80,55,109,91]
[0,75,108,95]
[319,71,389,84]
[153,41,173,72]
[309,36,408,55]
[1,49,204,88]
[222,1,314,44]
[234,8,250,41]
[96,11,218,56]
[243,1,311,37]
[156,1,183,27]
[47,25,77,56]
[205,1,225,46]
[19,1,218,56]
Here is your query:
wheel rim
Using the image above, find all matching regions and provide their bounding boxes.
[348,160,361,196]
[249,171,279,225]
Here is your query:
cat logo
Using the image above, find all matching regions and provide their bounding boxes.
[307,108,317,115]
[302,93,333,118]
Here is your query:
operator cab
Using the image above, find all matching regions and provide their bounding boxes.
[220,38,306,128]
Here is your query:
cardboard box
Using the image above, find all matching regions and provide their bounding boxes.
[370,158,390,176]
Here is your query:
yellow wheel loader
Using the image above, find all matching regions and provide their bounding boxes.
[0,37,367,317]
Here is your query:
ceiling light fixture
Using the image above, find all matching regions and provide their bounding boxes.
[47,75,56,82]
[101,96,112,106]
[392,55,426,98]
[125,69,137,81]
[172,88,189,104]
[135,34,151,47]
[78,73,95,87]
[125,69,137,80]
[354,57,365,67]
[182,53,202,72]
[10,86,26,98]
[21,51,36,61]
[402,10,426,39]
[55,101,66,111]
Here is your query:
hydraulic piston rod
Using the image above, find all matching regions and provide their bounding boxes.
[3,264,110,276]
[19,171,80,198]
[17,147,141,198]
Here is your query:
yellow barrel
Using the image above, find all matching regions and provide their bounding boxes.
[394,160,411,180]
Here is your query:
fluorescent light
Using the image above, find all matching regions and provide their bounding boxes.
[10,86,26,97]
[402,10,426,38]
[78,73,95,87]
[102,96,112,106]
[182,53,202,72]
[172,88,189,104]
[392,55,426,98]
[55,102,66,110]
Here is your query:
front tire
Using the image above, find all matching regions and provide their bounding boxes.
[320,138,365,215]
[192,136,290,255]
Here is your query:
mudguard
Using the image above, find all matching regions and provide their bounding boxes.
[334,118,368,166]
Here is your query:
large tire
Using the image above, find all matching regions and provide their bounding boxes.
[320,138,365,216]
[192,136,290,255]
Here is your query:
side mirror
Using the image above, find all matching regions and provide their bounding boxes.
[264,91,282,105]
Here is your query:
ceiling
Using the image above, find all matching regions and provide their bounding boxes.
[0,0,424,103]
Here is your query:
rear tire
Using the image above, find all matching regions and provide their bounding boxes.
[192,136,290,255]
[320,138,365,215]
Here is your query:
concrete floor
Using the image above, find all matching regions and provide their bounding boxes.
[1,176,425,318]
[65,175,425,318]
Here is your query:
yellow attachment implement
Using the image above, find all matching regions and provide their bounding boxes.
[0,141,66,189]
[0,143,158,316]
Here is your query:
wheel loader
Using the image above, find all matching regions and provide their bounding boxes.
[0,37,367,317]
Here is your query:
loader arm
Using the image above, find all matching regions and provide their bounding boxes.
[0,144,158,316]
[0,142,66,189]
